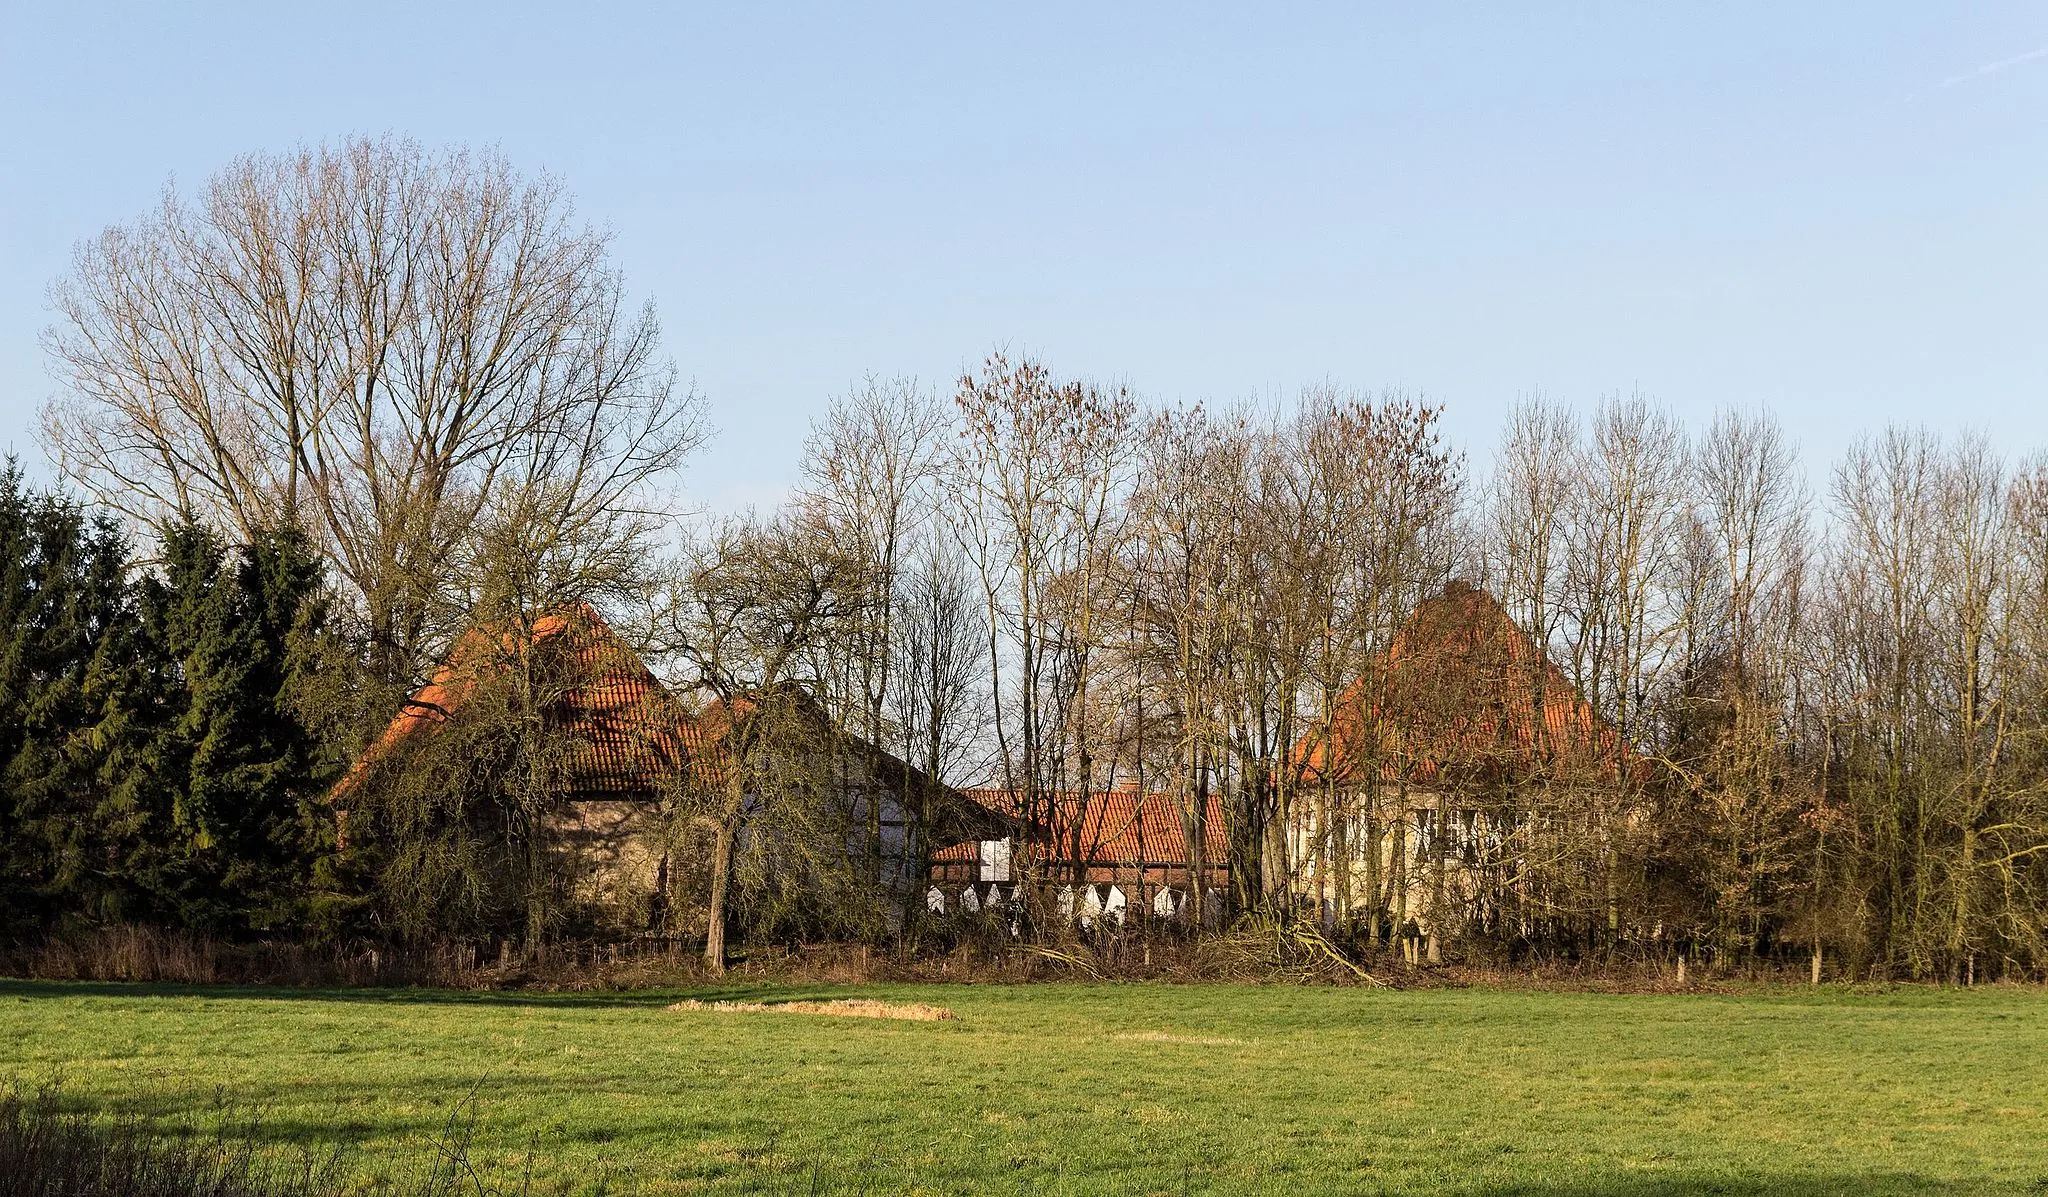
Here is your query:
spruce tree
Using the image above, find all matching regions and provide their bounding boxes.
[228,525,346,930]
[0,464,136,925]
[0,474,350,938]
[131,520,345,934]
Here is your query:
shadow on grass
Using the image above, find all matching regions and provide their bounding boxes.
[702,1167,1988,1196]
[0,977,833,1009]
[0,1073,2008,1197]
[1462,1179,1974,1197]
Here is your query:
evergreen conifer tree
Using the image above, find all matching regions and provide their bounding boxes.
[0,464,135,925]
[0,464,348,938]
[130,520,345,933]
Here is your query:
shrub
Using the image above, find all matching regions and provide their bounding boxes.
[0,1086,343,1197]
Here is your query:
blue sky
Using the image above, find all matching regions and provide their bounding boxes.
[3,4,2044,511]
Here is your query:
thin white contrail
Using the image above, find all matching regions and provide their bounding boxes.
[1942,44,2048,87]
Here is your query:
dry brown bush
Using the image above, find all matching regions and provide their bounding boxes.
[3,924,1884,994]
[666,998,954,1020]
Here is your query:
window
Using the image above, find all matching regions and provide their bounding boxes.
[979,837,1013,882]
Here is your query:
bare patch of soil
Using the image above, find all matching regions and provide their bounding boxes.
[1111,1030,1247,1046]
[666,997,956,1021]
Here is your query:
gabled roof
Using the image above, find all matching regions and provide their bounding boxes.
[332,606,692,801]
[939,787,1229,870]
[1296,581,1628,787]
[671,692,755,790]
[331,614,991,841]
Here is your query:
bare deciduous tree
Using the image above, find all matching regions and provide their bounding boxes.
[949,352,1137,887]
[664,514,863,971]
[42,136,703,695]
[797,377,948,882]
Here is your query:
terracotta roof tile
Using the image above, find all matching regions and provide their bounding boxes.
[1295,581,1632,786]
[952,787,1229,870]
[333,606,712,800]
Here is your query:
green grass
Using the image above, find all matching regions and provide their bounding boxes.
[2,978,2045,1195]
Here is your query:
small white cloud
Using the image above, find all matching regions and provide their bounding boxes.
[1942,44,2048,87]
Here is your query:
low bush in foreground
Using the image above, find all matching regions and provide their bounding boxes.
[0,1088,344,1197]
[0,1085,590,1197]
[6,922,1864,994]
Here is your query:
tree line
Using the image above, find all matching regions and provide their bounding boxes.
[780,369,2048,984]
[17,136,2048,981]
[0,470,345,936]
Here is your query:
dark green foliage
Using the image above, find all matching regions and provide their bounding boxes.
[0,465,133,927]
[123,521,345,933]
[0,464,346,940]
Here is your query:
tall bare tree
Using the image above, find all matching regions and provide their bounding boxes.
[797,378,947,883]
[42,136,702,695]
[1122,403,1252,927]
[1551,393,1688,944]
[949,352,1137,886]
[664,513,863,971]
[1664,409,1815,964]
[892,528,993,891]
[1486,395,1577,764]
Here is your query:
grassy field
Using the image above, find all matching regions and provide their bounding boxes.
[2,978,2044,1195]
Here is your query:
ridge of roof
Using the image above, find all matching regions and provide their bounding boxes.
[332,605,698,800]
[1295,581,1631,785]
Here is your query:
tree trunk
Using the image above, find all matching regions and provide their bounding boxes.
[1429,804,1448,964]
[705,820,736,973]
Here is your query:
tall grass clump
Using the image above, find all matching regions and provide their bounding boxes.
[0,1087,343,1197]
[0,1085,573,1197]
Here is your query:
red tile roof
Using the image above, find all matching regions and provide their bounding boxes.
[943,787,1229,870]
[672,693,753,790]
[1295,581,1629,786]
[330,617,982,839]
[333,606,702,801]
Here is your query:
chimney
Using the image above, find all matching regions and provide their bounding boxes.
[1116,775,1142,794]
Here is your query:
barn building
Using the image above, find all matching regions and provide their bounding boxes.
[331,606,995,930]
[1289,580,1635,951]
